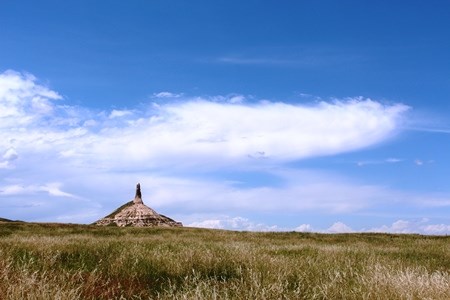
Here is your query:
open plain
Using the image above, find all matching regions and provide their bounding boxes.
[0,222,448,299]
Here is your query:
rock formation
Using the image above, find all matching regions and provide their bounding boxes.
[95,183,182,227]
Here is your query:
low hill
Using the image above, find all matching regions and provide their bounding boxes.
[0,217,15,222]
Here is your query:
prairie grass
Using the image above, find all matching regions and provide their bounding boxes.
[0,222,448,299]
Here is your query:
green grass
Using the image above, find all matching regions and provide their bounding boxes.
[0,223,449,299]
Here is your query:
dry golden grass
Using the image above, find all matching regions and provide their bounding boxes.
[0,222,449,299]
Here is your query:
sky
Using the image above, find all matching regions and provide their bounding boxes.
[1,0,450,234]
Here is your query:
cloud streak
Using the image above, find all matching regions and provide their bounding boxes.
[0,183,76,198]
[0,70,409,171]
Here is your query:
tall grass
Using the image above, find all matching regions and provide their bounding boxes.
[0,222,448,299]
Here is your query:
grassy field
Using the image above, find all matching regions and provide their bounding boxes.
[0,222,448,299]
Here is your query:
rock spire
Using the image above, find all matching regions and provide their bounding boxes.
[94,183,182,227]
[133,183,143,204]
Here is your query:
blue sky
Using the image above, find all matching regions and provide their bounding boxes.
[1,1,449,234]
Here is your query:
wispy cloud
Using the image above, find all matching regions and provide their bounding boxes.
[413,159,434,166]
[406,127,450,134]
[109,109,134,119]
[217,56,305,66]
[357,158,404,166]
[152,91,183,98]
[0,182,76,198]
[403,111,450,135]
[214,48,364,68]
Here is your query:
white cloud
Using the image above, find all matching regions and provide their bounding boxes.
[152,91,182,98]
[109,109,133,119]
[298,92,313,98]
[369,220,413,233]
[357,157,404,166]
[0,184,26,195]
[422,224,450,234]
[295,224,313,232]
[188,217,450,235]
[0,182,75,198]
[386,158,402,163]
[0,161,10,169]
[0,70,61,124]
[209,94,247,104]
[327,221,354,233]
[134,98,407,167]
[217,56,307,66]
[0,147,19,169]
[0,70,410,173]
[365,219,450,235]
[3,148,18,161]
[228,95,245,104]
[39,183,77,198]
[188,216,279,231]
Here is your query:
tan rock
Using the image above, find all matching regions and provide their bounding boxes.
[95,183,182,227]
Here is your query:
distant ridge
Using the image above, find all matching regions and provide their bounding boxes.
[0,217,21,222]
[94,183,182,227]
